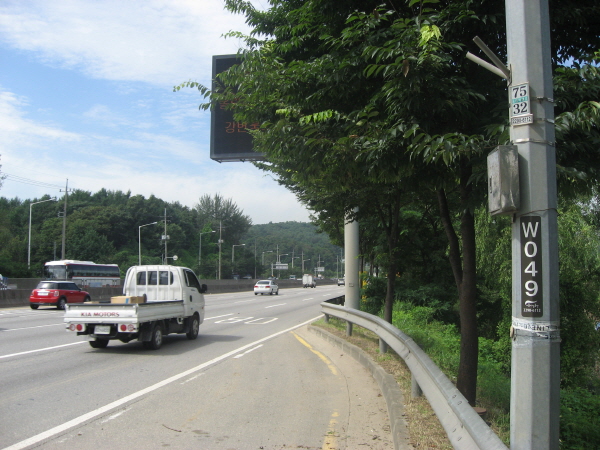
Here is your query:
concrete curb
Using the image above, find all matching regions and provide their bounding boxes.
[307,325,411,450]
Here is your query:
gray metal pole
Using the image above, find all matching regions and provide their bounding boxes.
[61,179,68,260]
[344,208,360,310]
[506,1,560,448]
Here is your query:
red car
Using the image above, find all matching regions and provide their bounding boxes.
[29,281,91,310]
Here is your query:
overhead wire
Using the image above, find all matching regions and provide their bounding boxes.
[2,173,65,190]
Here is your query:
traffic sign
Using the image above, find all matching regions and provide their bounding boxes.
[510,82,533,126]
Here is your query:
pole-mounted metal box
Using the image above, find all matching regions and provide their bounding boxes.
[487,145,520,216]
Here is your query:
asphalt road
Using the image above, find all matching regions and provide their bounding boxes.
[0,284,393,450]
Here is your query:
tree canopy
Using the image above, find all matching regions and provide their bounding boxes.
[180,0,600,405]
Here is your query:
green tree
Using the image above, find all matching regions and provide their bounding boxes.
[182,0,600,405]
[195,193,252,278]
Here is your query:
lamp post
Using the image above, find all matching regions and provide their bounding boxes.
[138,222,158,265]
[28,197,57,270]
[232,244,245,277]
[199,230,216,271]
[262,250,273,277]
[262,251,273,266]
[273,253,288,277]
[302,259,310,274]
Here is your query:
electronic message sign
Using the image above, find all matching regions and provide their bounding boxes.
[210,54,264,162]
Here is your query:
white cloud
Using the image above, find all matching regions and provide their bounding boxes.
[0,1,313,224]
[0,88,311,224]
[0,0,252,86]
[0,90,81,146]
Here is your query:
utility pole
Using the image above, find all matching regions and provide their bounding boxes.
[60,179,71,260]
[506,1,560,448]
[344,209,360,310]
[162,208,169,263]
[218,220,223,280]
[344,209,360,336]
[467,3,559,446]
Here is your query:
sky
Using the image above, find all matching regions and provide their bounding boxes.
[0,0,312,225]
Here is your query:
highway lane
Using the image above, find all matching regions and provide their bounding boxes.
[0,284,346,449]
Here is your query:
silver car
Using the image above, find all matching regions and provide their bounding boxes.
[254,280,279,295]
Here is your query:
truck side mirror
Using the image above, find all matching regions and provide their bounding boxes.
[200,284,208,294]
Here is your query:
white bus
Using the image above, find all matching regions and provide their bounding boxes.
[44,260,121,287]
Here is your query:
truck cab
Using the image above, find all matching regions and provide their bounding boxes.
[124,264,206,299]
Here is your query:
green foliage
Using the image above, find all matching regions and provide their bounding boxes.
[557,200,600,387]
[244,221,342,279]
[382,300,600,448]
[360,275,387,315]
[392,302,461,379]
[0,190,337,280]
[560,387,600,449]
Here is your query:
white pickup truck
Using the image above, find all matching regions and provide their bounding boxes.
[64,265,207,350]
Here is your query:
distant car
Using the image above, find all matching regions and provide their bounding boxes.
[29,281,91,310]
[337,278,345,286]
[242,274,253,279]
[254,280,279,295]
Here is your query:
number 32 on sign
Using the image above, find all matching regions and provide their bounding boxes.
[510,82,533,126]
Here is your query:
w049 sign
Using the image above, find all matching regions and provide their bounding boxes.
[521,216,543,317]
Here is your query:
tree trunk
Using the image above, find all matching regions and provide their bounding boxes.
[384,257,397,323]
[436,160,479,406]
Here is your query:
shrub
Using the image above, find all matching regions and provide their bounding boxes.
[560,387,600,449]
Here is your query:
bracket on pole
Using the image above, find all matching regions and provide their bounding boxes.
[466,36,511,82]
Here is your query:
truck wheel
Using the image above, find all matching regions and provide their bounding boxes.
[57,298,67,310]
[89,339,109,349]
[186,315,199,340]
[144,324,163,350]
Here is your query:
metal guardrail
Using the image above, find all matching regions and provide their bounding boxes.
[321,302,508,450]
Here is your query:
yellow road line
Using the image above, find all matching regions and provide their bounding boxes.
[291,331,338,376]
[290,332,340,450]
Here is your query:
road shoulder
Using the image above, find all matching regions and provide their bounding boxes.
[296,324,413,450]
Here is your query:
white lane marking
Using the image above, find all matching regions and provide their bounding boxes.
[100,409,128,424]
[233,344,263,358]
[3,315,322,450]
[214,316,254,324]
[265,303,285,309]
[245,318,277,324]
[0,342,87,360]
[205,313,233,320]
[0,324,63,332]
[180,373,205,385]
[234,299,255,304]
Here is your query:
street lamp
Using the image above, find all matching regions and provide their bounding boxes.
[273,253,288,277]
[302,259,310,273]
[232,244,245,276]
[138,222,158,265]
[28,197,57,269]
[199,230,216,269]
[262,250,273,266]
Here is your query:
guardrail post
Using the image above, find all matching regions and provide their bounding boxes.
[379,338,388,354]
[324,313,329,324]
[411,374,423,398]
[346,321,353,336]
